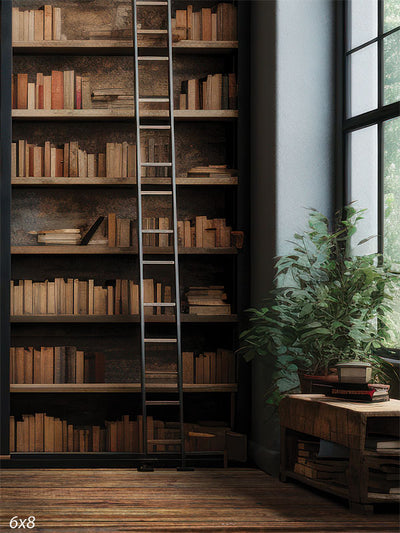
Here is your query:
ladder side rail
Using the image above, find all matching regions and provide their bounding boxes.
[131,0,147,457]
[166,0,185,468]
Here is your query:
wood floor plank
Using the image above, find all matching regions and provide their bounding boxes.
[0,468,398,532]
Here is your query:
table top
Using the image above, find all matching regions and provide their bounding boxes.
[285,394,400,417]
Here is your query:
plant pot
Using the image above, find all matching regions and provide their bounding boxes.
[298,372,338,394]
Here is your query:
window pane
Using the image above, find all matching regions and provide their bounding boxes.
[384,30,400,105]
[348,44,378,117]
[349,125,378,254]
[384,0,400,33]
[384,117,400,263]
[350,0,378,49]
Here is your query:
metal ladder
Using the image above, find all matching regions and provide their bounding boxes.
[131,0,189,471]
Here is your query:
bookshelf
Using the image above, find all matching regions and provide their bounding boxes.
[2,0,249,466]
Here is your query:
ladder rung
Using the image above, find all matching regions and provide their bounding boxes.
[144,338,177,343]
[148,439,181,445]
[141,162,172,167]
[142,229,174,233]
[137,29,168,34]
[143,302,176,307]
[139,97,169,103]
[140,125,171,130]
[137,1,168,5]
[138,56,169,61]
[141,190,172,195]
[146,401,180,406]
[143,260,175,265]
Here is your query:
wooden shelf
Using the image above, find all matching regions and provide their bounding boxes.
[10,314,239,323]
[11,246,238,255]
[11,176,238,187]
[10,383,237,393]
[12,109,238,121]
[12,40,238,55]
[282,470,349,499]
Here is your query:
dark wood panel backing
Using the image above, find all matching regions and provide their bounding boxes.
[10,392,232,426]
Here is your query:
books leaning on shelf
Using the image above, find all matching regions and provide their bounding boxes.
[177,216,233,248]
[172,3,237,42]
[10,278,174,316]
[182,349,235,384]
[179,73,237,110]
[12,5,63,42]
[9,414,236,454]
[10,347,105,384]
[185,286,231,315]
[12,71,91,110]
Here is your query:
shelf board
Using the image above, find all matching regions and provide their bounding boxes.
[12,109,238,121]
[10,314,238,323]
[11,245,237,255]
[12,40,238,55]
[282,470,349,499]
[11,176,238,187]
[10,383,237,393]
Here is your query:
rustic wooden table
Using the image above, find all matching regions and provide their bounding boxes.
[279,394,400,513]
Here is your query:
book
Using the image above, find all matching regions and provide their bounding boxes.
[51,71,64,109]
[17,74,28,109]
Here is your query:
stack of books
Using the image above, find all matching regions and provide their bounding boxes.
[179,73,237,110]
[29,229,81,245]
[293,439,348,486]
[12,5,63,42]
[184,165,237,179]
[10,346,105,384]
[366,437,400,494]
[177,216,232,248]
[91,88,134,110]
[329,361,390,402]
[172,3,237,41]
[186,286,231,315]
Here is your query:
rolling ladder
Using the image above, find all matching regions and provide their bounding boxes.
[131,0,190,471]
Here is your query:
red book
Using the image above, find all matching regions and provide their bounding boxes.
[51,71,64,109]
[75,75,82,110]
[17,73,28,109]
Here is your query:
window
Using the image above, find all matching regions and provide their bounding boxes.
[344,0,400,344]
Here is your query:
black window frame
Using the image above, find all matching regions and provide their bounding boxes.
[341,0,400,255]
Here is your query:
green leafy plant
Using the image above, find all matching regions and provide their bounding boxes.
[239,205,400,404]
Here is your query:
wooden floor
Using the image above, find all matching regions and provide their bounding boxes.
[0,468,398,532]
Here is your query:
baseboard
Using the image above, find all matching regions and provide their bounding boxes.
[248,440,280,477]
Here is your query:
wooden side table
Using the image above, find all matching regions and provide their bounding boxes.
[279,394,400,513]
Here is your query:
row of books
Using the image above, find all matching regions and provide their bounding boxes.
[186,286,230,315]
[179,73,237,110]
[10,347,105,385]
[10,278,174,316]
[11,138,169,179]
[10,413,231,453]
[172,4,237,41]
[12,6,63,42]
[178,216,232,248]
[182,350,235,384]
[12,71,91,110]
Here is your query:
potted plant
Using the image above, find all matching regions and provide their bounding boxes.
[239,205,399,405]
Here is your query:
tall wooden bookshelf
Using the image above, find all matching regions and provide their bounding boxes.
[1,0,250,466]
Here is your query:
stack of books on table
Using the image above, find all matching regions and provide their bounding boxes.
[186,286,230,315]
[328,361,390,402]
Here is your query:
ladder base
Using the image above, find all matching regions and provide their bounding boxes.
[138,463,155,472]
